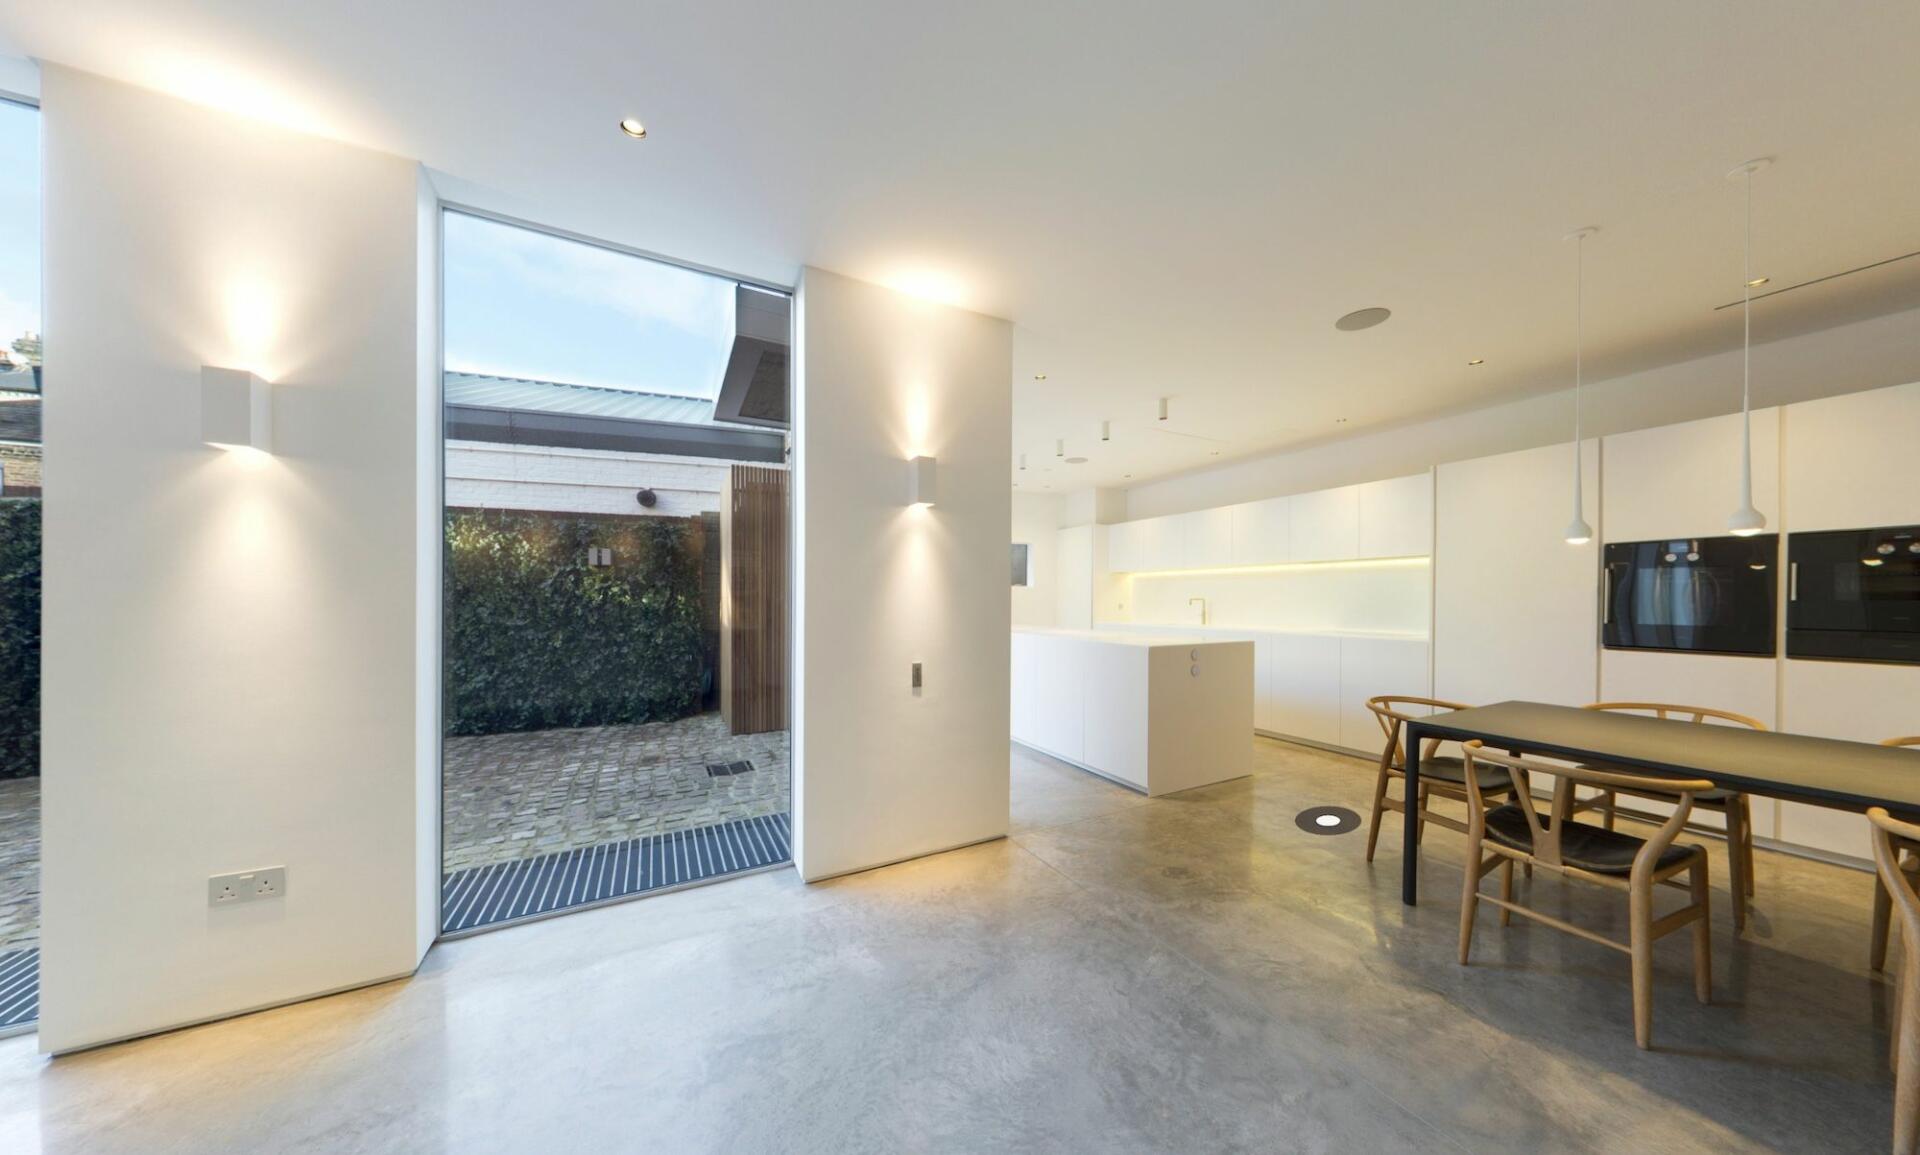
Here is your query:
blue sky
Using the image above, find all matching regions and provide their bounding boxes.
[444,211,740,399]
[0,99,37,352]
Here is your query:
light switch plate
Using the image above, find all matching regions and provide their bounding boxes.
[209,866,287,907]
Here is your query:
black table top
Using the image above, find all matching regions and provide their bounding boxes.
[1409,700,1920,815]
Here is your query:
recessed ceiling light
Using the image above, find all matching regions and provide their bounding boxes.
[1209,451,1220,456]
[1746,276,1770,287]
[1335,307,1391,331]
[1065,456,1088,465]
[1335,417,1349,424]
[619,117,648,139]
[1033,373,1047,381]
[1467,358,1485,366]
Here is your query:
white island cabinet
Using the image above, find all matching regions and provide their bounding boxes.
[1010,628,1254,796]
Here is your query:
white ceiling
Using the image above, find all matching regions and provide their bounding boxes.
[5,2,1919,489]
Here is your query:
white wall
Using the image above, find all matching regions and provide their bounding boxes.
[792,267,1012,881]
[39,67,435,1051]
[1123,305,1920,520]
[1010,491,1062,627]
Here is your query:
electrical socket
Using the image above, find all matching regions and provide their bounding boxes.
[208,866,287,907]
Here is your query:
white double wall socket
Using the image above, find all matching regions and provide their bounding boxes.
[208,866,288,907]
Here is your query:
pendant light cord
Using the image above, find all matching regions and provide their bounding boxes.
[1741,168,1753,482]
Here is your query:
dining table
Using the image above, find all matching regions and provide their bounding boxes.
[1399,700,1920,905]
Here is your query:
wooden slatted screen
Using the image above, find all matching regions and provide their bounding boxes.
[720,464,789,735]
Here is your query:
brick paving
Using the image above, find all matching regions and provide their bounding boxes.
[0,776,37,954]
[442,712,790,874]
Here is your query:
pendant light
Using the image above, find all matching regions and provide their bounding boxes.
[1563,227,1597,545]
[1726,158,1772,537]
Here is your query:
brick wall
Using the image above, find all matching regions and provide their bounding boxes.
[0,444,40,495]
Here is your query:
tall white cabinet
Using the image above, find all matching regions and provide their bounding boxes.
[1435,441,1599,708]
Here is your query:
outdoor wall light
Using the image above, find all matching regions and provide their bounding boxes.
[201,365,273,452]
[908,455,937,506]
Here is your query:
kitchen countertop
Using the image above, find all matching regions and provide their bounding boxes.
[1014,626,1248,648]
[1093,622,1429,642]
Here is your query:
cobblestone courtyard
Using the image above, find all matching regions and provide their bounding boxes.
[0,777,37,954]
[443,712,790,874]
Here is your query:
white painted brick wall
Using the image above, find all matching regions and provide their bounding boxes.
[445,439,787,517]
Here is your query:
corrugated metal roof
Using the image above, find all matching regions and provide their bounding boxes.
[444,372,742,427]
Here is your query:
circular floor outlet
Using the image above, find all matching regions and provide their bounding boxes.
[1295,806,1361,835]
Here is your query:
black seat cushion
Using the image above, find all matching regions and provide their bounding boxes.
[1397,755,1514,793]
[1482,804,1697,875]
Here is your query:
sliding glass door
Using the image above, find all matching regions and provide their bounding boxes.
[438,210,791,936]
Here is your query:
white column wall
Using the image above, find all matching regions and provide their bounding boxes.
[39,67,435,1051]
[792,268,1012,881]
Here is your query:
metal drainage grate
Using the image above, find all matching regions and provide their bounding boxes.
[705,760,756,777]
[1295,806,1361,835]
[440,812,792,936]
[0,947,38,1031]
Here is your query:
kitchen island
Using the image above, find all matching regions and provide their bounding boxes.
[1010,627,1254,795]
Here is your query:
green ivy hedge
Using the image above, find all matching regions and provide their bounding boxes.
[444,509,708,736]
[0,500,38,779]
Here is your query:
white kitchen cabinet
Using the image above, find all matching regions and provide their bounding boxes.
[1106,520,1142,573]
[1010,630,1038,744]
[1775,658,1920,861]
[1435,440,1600,708]
[1357,473,1433,559]
[1781,381,1920,532]
[1138,515,1182,571]
[1181,506,1235,569]
[1601,409,1781,543]
[1337,636,1430,756]
[1288,484,1360,562]
[1028,634,1087,760]
[1267,632,1343,746]
[1252,634,1278,732]
[1014,628,1253,795]
[1230,497,1290,566]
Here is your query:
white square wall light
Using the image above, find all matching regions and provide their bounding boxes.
[201,365,273,452]
[908,455,937,506]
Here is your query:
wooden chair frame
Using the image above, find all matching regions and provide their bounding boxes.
[1580,702,1766,931]
[1871,737,1920,972]
[1868,806,1920,1155]
[1362,696,1509,862]
[1459,741,1712,1050]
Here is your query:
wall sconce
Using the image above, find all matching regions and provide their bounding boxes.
[908,455,938,506]
[201,366,273,452]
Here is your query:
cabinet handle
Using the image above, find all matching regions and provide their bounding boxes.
[1602,569,1612,625]
[1789,561,1798,602]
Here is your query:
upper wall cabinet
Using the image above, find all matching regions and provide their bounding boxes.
[1180,507,1235,569]
[1107,519,1141,573]
[1601,409,1781,543]
[1108,473,1432,572]
[1289,484,1361,562]
[1782,381,1920,532]
[1230,496,1290,566]
[1357,473,1433,559]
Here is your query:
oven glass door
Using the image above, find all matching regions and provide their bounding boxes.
[1604,536,1778,656]
[1788,526,1920,662]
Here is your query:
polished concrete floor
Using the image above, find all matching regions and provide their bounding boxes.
[0,736,1901,1153]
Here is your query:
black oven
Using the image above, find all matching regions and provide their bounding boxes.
[1787,525,1920,664]
[1603,535,1779,656]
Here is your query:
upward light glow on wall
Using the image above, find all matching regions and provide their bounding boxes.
[146,50,339,140]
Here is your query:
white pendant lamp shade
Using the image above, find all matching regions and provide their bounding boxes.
[1563,228,1596,545]
[1727,159,1771,537]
